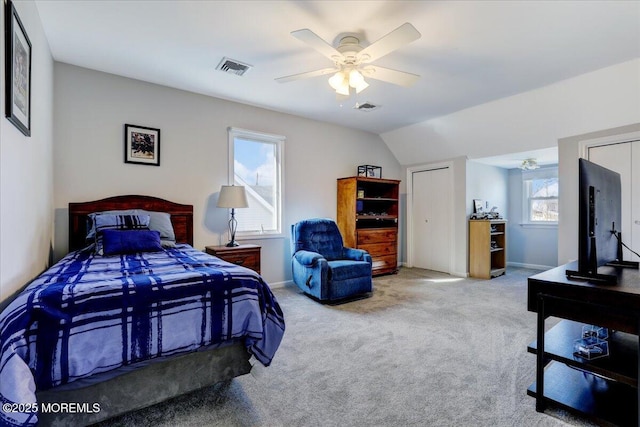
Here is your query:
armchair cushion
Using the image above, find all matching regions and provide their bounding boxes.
[328,260,371,282]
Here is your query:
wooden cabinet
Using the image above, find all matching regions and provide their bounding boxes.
[337,176,400,276]
[205,244,261,274]
[469,220,506,279]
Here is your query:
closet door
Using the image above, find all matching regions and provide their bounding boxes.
[632,141,640,262]
[588,143,634,261]
[412,167,451,273]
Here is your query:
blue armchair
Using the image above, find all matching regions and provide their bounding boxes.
[291,218,373,301]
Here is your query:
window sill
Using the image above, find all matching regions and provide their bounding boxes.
[237,232,285,240]
[519,223,558,229]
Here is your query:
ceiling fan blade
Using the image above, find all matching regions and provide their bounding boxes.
[362,65,420,87]
[275,67,338,83]
[291,29,343,61]
[358,23,421,63]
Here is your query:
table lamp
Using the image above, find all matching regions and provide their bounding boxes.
[217,185,249,247]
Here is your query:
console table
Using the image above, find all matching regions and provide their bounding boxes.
[527,261,640,426]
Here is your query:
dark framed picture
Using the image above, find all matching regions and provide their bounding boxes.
[124,124,161,166]
[473,199,484,214]
[5,0,32,136]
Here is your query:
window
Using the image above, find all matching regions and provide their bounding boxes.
[522,167,558,224]
[228,127,284,237]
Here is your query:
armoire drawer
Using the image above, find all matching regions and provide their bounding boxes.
[371,255,398,273]
[359,242,396,257]
[357,228,397,245]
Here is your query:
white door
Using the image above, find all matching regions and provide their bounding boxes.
[588,143,635,261]
[632,141,640,262]
[412,167,451,272]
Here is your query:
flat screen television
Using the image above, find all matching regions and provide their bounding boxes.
[566,158,638,284]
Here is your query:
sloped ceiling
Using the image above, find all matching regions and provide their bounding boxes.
[35,0,640,137]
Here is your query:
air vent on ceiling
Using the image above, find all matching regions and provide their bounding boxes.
[216,57,252,76]
[353,102,380,112]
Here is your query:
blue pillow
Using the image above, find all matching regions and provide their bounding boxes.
[102,229,163,255]
[94,214,151,255]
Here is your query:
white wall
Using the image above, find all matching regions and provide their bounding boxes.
[53,63,401,285]
[382,59,640,166]
[466,161,508,218]
[0,1,54,302]
[507,167,558,269]
[558,124,640,266]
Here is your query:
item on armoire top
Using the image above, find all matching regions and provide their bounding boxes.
[357,165,382,178]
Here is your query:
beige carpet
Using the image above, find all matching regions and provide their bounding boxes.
[98,267,599,427]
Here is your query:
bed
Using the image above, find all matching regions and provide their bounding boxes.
[0,195,285,427]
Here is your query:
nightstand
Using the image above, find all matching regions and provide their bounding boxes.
[205,244,261,274]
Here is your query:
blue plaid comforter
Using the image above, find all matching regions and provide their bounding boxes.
[0,244,285,426]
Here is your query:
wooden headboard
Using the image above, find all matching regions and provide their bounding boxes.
[69,195,194,251]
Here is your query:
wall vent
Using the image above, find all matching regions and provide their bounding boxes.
[353,102,380,112]
[216,57,252,76]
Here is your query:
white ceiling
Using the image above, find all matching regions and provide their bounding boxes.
[35,1,639,138]
[472,147,559,170]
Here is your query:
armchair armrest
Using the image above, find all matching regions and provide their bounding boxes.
[343,247,371,262]
[293,250,325,267]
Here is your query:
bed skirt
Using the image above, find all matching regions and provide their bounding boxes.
[36,342,252,426]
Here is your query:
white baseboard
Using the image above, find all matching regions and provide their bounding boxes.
[507,261,555,271]
[399,262,468,278]
[267,280,292,289]
[451,271,469,278]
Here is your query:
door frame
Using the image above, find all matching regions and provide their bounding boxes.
[406,161,455,272]
[578,130,640,158]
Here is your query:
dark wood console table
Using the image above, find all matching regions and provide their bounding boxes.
[527,261,640,426]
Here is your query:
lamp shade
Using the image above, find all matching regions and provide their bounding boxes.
[217,185,249,208]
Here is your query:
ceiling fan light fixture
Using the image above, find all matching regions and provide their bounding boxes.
[521,158,540,170]
[348,69,369,93]
[348,69,364,87]
[354,79,369,93]
[336,80,350,96]
[329,71,354,96]
[278,23,421,94]
[328,72,346,91]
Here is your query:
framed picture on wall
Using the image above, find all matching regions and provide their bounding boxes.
[124,124,161,166]
[5,0,32,137]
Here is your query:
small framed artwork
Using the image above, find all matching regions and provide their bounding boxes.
[473,199,484,214]
[5,0,32,136]
[124,124,161,166]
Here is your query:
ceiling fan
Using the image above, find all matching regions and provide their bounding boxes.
[275,23,421,96]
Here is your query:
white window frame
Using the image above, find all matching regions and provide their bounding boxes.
[227,127,285,239]
[521,166,558,227]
